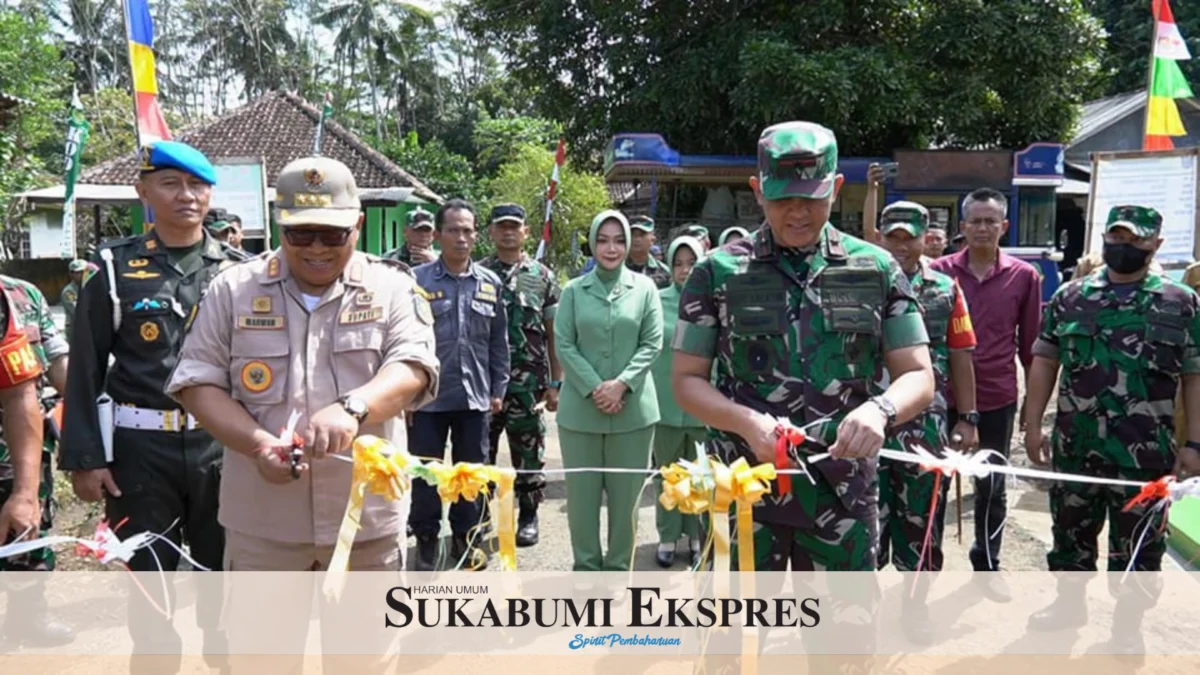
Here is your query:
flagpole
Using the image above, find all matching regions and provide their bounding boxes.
[536,138,565,262]
[1143,0,1162,146]
[120,0,143,149]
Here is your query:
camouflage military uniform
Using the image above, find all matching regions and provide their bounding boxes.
[0,277,68,572]
[675,224,927,570]
[878,261,969,571]
[1035,266,1200,571]
[384,244,418,266]
[626,256,672,289]
[479,253,561,510]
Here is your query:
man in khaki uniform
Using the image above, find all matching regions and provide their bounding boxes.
[167,157,439,667]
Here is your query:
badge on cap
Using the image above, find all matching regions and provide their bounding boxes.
[240,361,273,393]
[140,322,160,342]
[304,168,325,187]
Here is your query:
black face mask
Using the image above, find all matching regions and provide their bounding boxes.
[1102,242,1152,275]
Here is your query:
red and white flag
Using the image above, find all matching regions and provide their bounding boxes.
[536,138,566,261]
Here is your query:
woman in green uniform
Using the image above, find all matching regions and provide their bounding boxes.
[650,235,707,567]
[554,210,663,571]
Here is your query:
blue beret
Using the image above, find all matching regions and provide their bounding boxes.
[139,141,217,185]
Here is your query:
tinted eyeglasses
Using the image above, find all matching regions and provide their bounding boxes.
[283,228,352,247]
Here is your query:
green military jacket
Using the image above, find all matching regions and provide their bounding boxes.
[651,283,703,429]
[626,255,672,290]
[674,223,928,527]
[479,253,561,395]
[0,276,69,469]
[886,260,970,454]
[1035,268,1200,473]
[554,265,663,434]
[59,229,248,470]
[384,244,415,266]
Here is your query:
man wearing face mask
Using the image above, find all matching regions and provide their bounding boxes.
[1023,205,1200,646]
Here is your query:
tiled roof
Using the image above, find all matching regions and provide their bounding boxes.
[1072,90,1148,145]
[80,90,441,202]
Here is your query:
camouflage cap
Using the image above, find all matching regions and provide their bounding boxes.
[757,121,839,200]
[275,156,361,228]
[879,201,931,238]
[1106,205,1162,239]
[629,215,655,232]
[407,208,434,229]
[68,259,87,273]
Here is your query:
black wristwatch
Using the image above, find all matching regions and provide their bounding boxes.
[869,395,897,427]
[338,395,369,424]
[960,411,981,427]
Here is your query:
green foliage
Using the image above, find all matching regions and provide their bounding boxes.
[78,87,183,165]
[472,114,561,175]
[1087,0,1200,96]
[383,131,485,202]
[464,0,1108,159]
[0,8,71,225]
[485,143,611,270]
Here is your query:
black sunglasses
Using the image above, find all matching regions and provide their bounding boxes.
[283,228,352,247]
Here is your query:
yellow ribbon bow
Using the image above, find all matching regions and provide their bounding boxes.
[423,461,518,571]
[658,461,713,515]
[324,436,414,601]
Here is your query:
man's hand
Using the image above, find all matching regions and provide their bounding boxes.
[0,492,40,544]
[490,397,503,414]
[411,247,437,265]
[737,411,780,465]
[949,421,979,452]
[867,163,886,187]
[304,404,359,459]
[542,387,559,413]
[1174,446,1200,480]
[70,468,121,502]
[829,403,887,459]
[1025,426,1051,466]
[254,441,306,484]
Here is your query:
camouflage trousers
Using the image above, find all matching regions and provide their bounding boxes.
[1048,451,1168,572]
[877,457,950,571]
[487,389,546,511]
[728,500,879,571]
[0,453,55,571]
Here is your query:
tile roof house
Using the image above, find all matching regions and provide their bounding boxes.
[79,90,441,203]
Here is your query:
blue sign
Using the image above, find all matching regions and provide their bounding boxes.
[1005,249,1063,302]
[1013,143,1065,180]
[604,134,680,170]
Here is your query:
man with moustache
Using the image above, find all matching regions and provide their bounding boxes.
[626,215,672,288]
[59,140,247,671]
[478,203,561,547]
[930,187,1042,600]
[410,199,510,571]
[168,156,439,672]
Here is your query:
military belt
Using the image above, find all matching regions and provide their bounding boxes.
[113,404,202,432]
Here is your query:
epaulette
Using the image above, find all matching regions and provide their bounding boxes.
[377,256,416,278]
[221,243,253,262]
[96,234,141,254]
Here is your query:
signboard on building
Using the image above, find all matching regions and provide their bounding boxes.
[894,150,1013,192]
[212,157,269,243]
[1085,147,1200,266]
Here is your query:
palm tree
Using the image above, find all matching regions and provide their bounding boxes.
[43,0,123,94]
[316,0,432,141]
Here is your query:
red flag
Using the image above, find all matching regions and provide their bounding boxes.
[536,138,566,261]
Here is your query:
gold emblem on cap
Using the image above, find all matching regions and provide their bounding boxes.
[304,167,325,187]
[293,193,332,207]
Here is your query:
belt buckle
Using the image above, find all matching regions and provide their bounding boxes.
[163,410,178,433]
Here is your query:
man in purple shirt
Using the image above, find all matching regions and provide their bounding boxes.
[931,187,1042,600]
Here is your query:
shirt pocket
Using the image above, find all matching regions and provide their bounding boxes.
[333,323,384,395]
[230,332,289,407]
[1143,312,1189,375]
[1053,320,1096,373]
[469,299,496,338]
[121,298,174,352]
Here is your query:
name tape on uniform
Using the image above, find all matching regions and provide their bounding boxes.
[237,315,286,330]
[340,306,383,324]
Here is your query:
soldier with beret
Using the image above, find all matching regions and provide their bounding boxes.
[59,140,247,668]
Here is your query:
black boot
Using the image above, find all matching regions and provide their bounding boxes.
[452,535,489,571]
[517,507,539,548]
[414,535,437,572]
[1028,576,1088,631]
[4,582,74,647]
